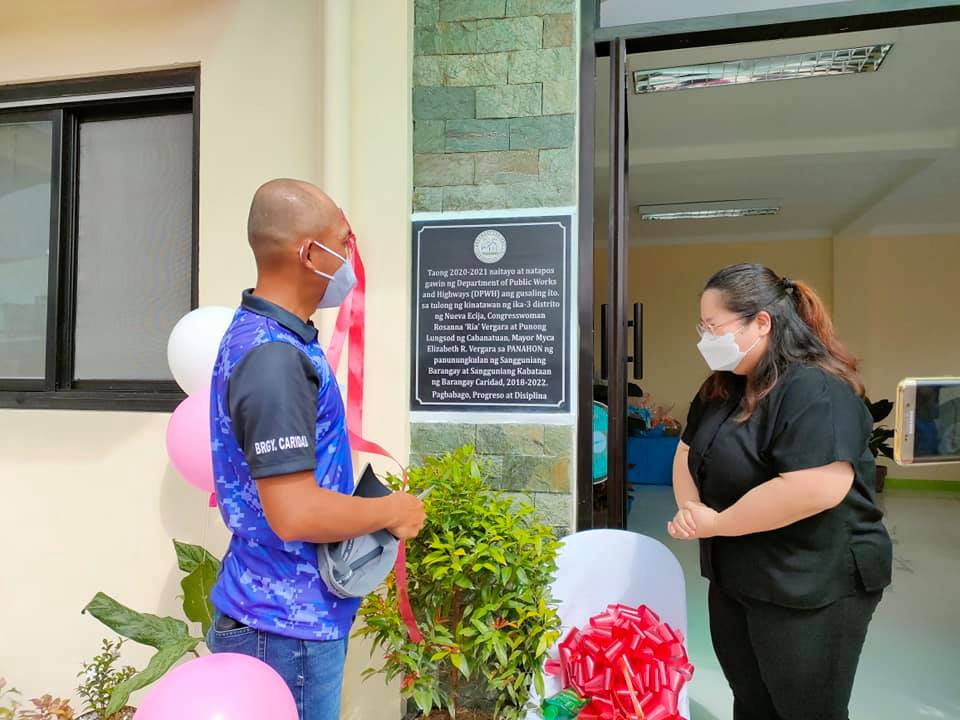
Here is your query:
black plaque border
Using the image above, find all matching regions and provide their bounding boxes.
[410,214,572,414]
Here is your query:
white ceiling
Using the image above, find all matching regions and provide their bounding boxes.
[594,22,960,245]
[600,0,843,30]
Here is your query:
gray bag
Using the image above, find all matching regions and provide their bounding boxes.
[317,465,399,599]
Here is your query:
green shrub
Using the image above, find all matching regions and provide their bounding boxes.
[357,446,562,719]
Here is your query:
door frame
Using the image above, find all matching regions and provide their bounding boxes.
[574,2,960,531]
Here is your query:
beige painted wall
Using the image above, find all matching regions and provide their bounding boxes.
[0,1,408,717]
[835,233,960,482]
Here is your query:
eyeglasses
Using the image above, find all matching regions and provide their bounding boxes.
[696,315,747,338]
[339,208,357,261]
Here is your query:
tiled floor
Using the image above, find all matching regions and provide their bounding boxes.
[627,486,960,720]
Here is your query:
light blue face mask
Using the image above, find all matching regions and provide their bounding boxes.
[307,241,357,308]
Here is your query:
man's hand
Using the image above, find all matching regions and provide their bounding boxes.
[257,472,426,544]
[384,491,426,539]
[668,501,721,540]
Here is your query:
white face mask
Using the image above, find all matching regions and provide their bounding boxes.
[697,325,761,373]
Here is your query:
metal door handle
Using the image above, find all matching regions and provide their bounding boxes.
[633,302,643,380]
[600,303,608,380]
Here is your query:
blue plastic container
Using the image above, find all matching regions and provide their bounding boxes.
[626,434,680,486]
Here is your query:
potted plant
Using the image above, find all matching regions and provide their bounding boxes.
[0,678,21,720]
[356,446,562,720]
[2,640,139,720]
[865,397,895,492]
[1,680,74,720]
[2,541,216,720]
[8,696,75,720]
[75,639,137,720]
[81,541,219,716]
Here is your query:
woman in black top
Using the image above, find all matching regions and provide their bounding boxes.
[667,264,892,720]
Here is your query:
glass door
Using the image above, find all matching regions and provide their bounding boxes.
[587,38,635,529]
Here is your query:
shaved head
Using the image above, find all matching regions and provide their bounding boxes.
[247,179,340,268]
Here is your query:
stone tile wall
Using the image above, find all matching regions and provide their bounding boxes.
[412,0,576,213]
[410,422,574,533]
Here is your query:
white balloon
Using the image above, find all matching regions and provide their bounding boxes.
[167,306,236,395]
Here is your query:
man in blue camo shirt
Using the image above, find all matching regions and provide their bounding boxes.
[207,179,424,720]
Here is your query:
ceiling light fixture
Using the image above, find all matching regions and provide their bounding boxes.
[633,43,892,94]
[637,201,781,221]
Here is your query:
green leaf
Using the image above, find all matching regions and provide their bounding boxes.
[450,652,471,679]
[493,635,509,666]
[534,668,546,699]
[180,558,219,636]
[173,540,221,575]
[106,637,200,715]
[431,566,449,580]
[84,592,192,649]
[413,686,434,714]
[535,633,552,659]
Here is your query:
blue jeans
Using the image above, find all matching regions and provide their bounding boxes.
[206,611,348,720]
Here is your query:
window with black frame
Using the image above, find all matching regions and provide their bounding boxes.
[0,69,198,411]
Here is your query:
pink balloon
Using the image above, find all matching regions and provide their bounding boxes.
[133,654,297,720]
[166,393,214,494]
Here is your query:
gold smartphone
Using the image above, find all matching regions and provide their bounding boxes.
[894,378,960,465]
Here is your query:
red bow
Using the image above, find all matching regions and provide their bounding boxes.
[545,604,694,720]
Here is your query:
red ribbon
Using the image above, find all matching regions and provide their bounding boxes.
[545,604,694,720]
[327,237,397,462]
[326,229,423,644]
[393,532,422,643]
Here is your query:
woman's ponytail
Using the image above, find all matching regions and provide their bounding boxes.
[789,278,864,396]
